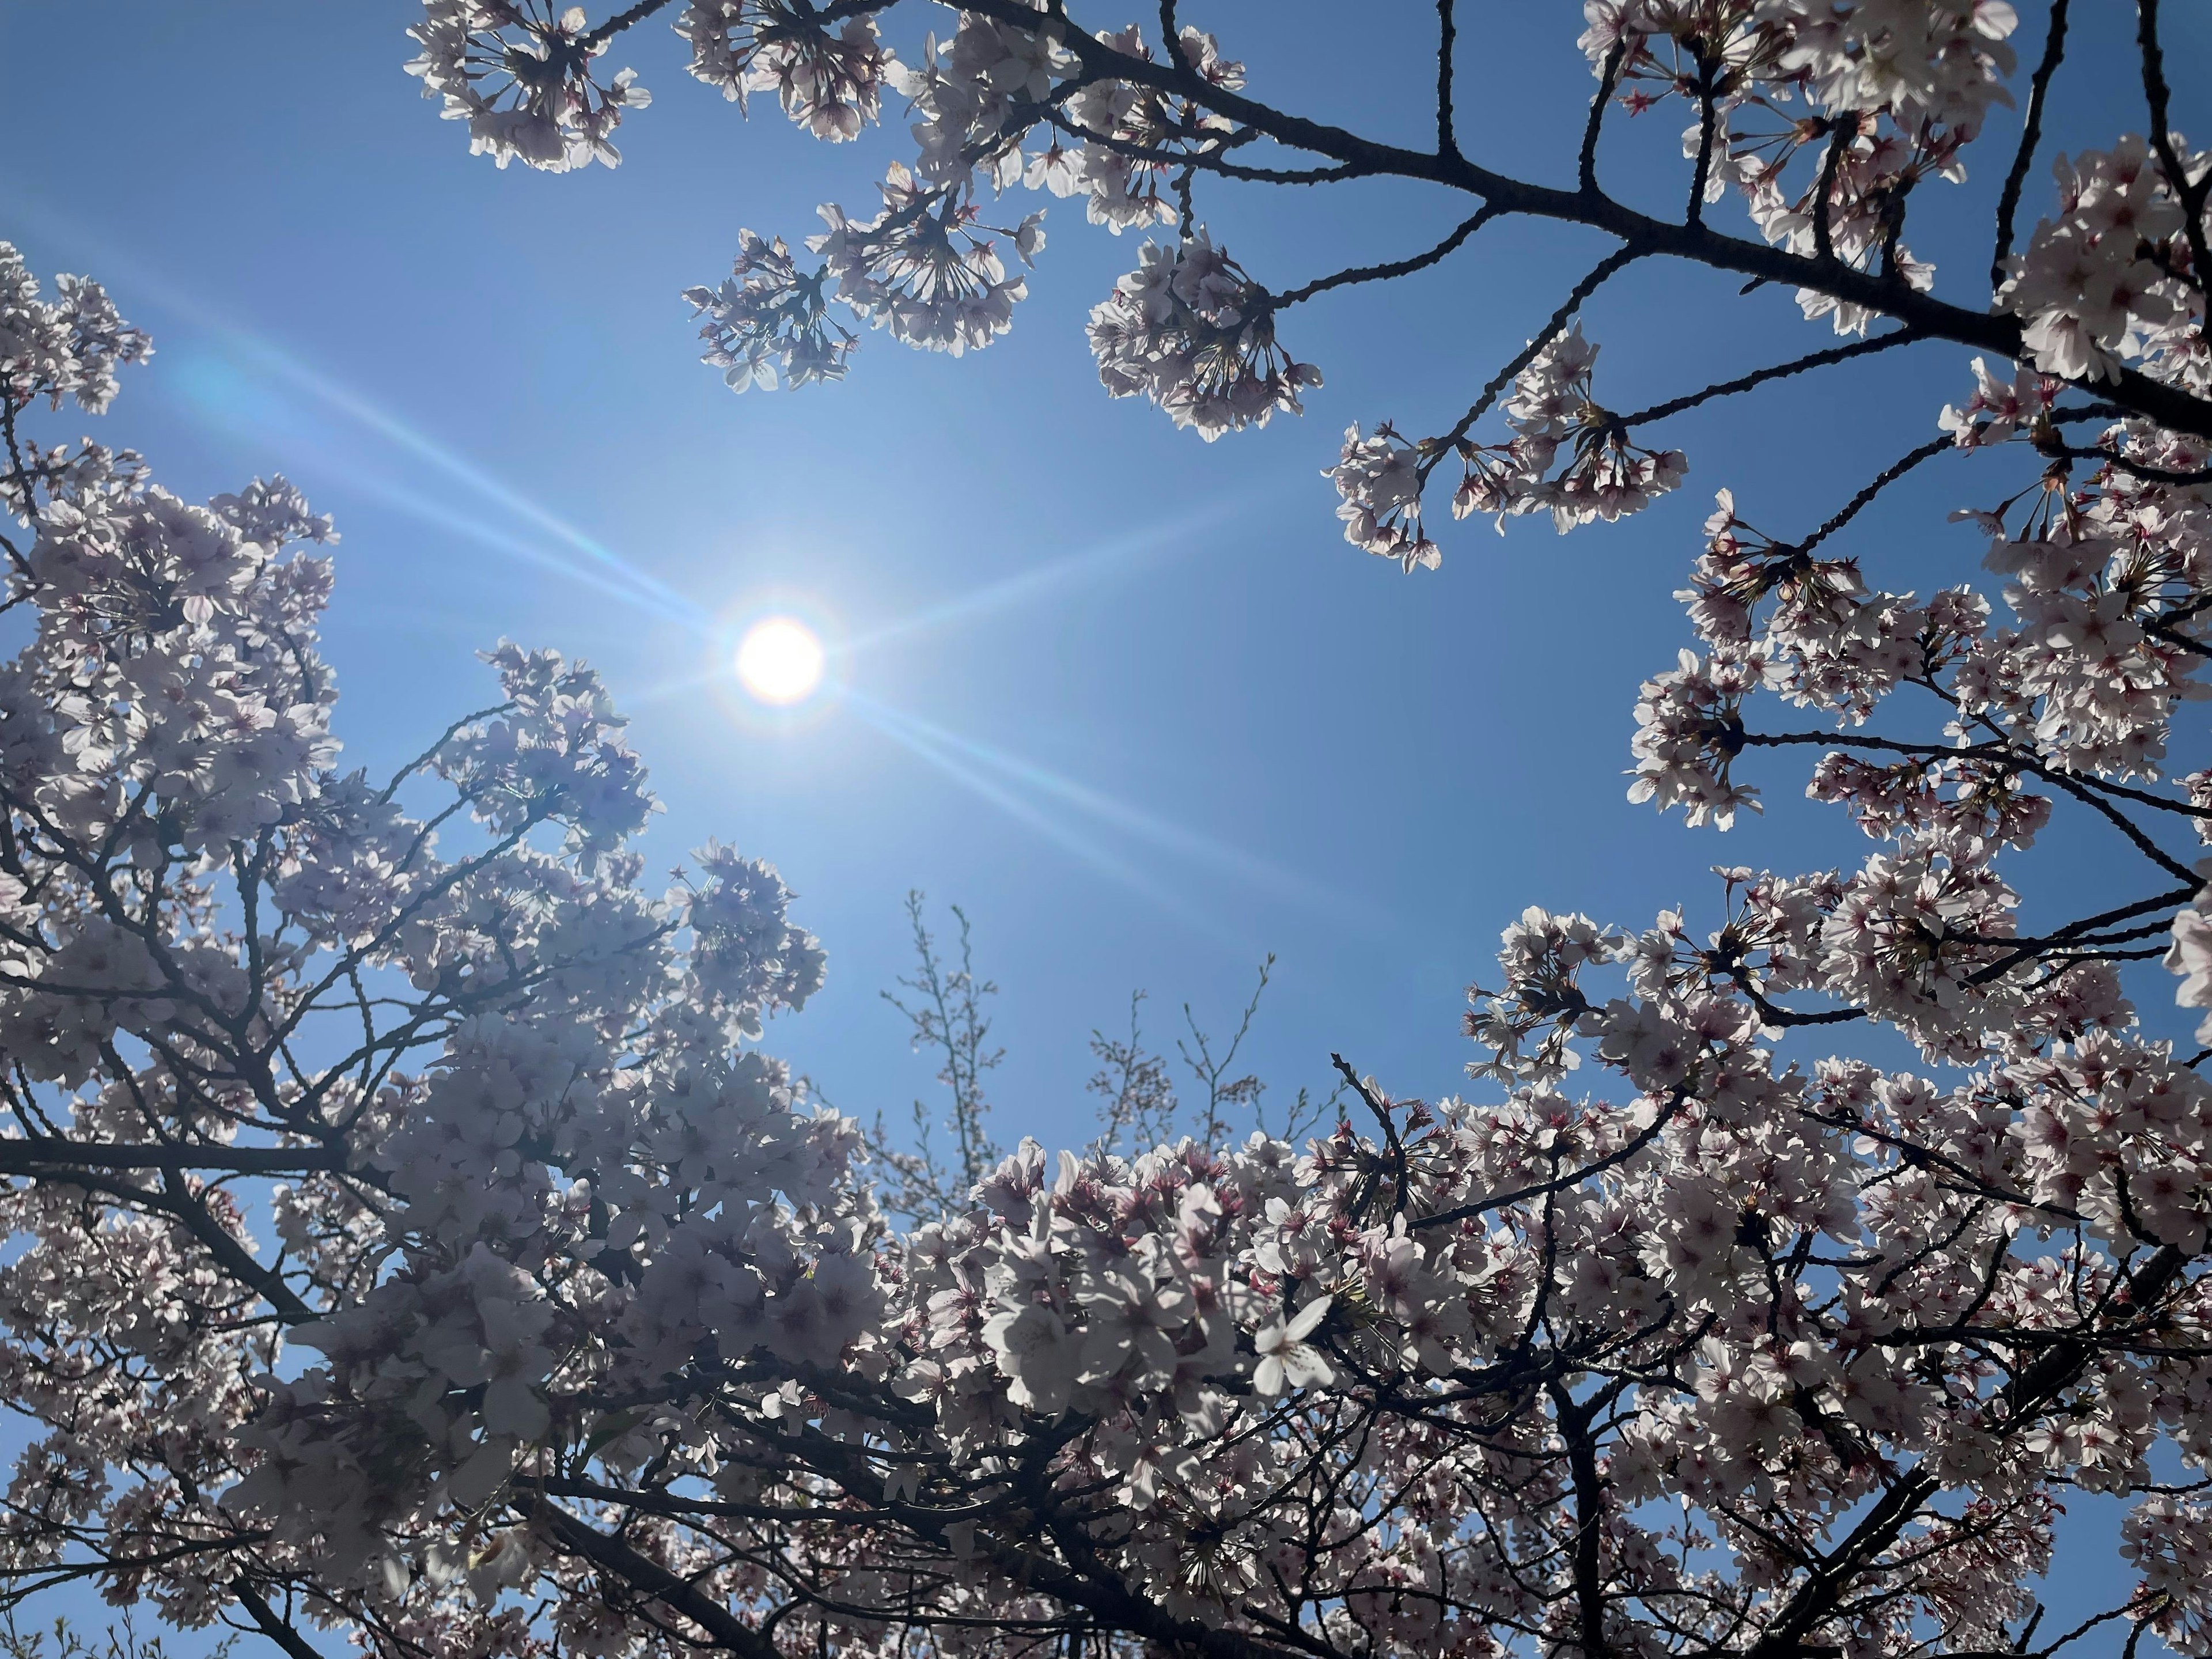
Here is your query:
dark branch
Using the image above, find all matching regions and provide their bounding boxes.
[2136,0,2212,294]
[1435,0,1459,162]
[1581,40,1628,197]
[232,1582,330,1659]
[1687,52,1722,229]
[1619,329,1920,429]
[583,0,679,51]
[953,0,2212,439]
[0,1141,343,1177]
[1800,435,1956,553]
[1430,247,1642,465]
[523,1496,785,1659]
[1278,206,1500,307]
[1992,0,2069,292]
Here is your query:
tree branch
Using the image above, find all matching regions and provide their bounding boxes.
[582,0,679,51]
[1618,329,1920,429]
[1800,435,1956,553]
[522,1496,785,1659]
[1429,247,1642,467]
[1435,0,1459,162]
[2136,0,2212,294]
[1582,40,1628,198]
[946,2,2212,440]
[1278,207,1500,307]
[0,1140,343,1177]
[232,1582,331,1659]
[1992,0,2069,292]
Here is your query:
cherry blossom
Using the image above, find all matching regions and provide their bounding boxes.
[680,2,889,141]
[1999,137,2206,384]
[1329,325,1684,570]
[405,1,651,172]
[684,229,857,391]
[1089,231,1318,441]
[12,1,2212,1654]
[809,165,1039,357]
[395,0,2205,592]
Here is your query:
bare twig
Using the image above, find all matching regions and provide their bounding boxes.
[1436,0,1460,161]
[582,0,679,50]
[1686,52,1722,228]
[1278,207,1501,307]
[1581,39,1628,197]
[2137,0,2212,294]
[1813,114,1857,263]
[1800,434,1956,553]
[1618,329,1919,428]
[1992,0,2070,291]
[1430,247,1642,466]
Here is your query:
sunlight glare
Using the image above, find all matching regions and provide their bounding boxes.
[734,616,827,706]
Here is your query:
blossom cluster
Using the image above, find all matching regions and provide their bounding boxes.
[1088,230,1319,441]
[1998,137,2209,384]
[684,230,857,392]
[1584,0,2002,331]
[403,0,2211,599]
[688,164,1046,385]
[1048,24,1246,232]
[669,10,1250,391]
[0,244,865,1648]
[1327,325,1686,570]
[809,164,1042,356]
[681,1,890,142]
[405,1,651,172]
[0,243,151,421]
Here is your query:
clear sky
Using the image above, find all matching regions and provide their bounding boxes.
[0,0,2205,1159]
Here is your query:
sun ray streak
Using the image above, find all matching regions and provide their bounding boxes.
[175,342,715,626]
[226,339,710,625]
[5,195,713,628]
[332,472,712,629]
[846,697,1199,916]
[836,489,1265,656]
[849,693,1369,926]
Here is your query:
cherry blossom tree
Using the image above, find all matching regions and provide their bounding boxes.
[3,3,2212,1659]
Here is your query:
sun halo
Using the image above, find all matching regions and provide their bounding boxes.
[734,616,827,706]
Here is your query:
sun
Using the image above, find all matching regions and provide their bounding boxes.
[733,616,827,706]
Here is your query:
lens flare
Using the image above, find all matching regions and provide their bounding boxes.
[734,617,827,706]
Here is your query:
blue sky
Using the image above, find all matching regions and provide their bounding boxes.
[0,0,2204,1154]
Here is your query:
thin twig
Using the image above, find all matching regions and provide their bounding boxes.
[1813,115,1857,263]
[1278,206,1500,307]
[1800,434,1955,552]
[1040,112,1361,187]
[380,703,514,802]
[1992,0,2070,291]
[1412,1086,1690,1233]
[1330,1054,1407,1219]
[1686,52,1722,228]
[2136,0,2212,294]
[1618,329,1918,427]
[582,0,679,50]
[1435,0,1460,161]
[1581,40,1628,197]
[1429,247,1641,466]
